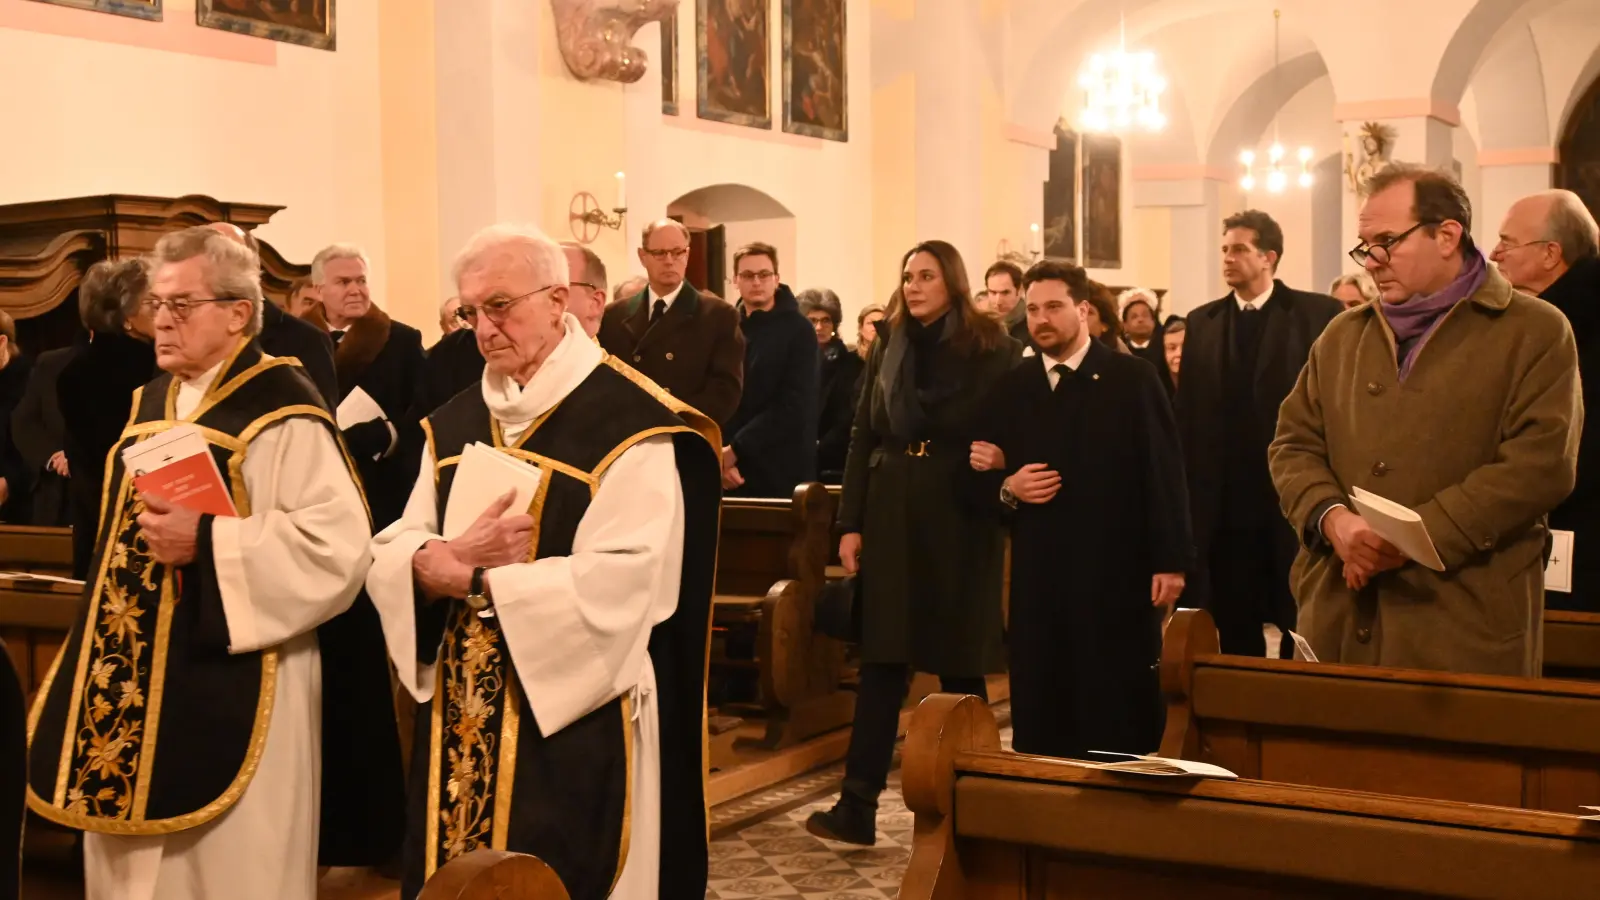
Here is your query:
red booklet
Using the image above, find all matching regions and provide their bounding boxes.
[122,426,239,518]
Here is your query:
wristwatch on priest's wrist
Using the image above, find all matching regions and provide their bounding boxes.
[999,480,1019,510]
[465,566,491,611]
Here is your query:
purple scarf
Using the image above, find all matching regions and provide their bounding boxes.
[1381,249,1487,381]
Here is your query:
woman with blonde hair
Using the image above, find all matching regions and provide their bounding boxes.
[807,240,1021,845]
[1328,270,1380,310]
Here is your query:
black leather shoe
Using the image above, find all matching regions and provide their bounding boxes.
[805,799,877,846]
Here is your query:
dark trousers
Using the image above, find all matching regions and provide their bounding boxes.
[1207,525,1297,658]
[840,663,988,805]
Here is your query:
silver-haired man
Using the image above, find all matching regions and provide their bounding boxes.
[26,226,371,899]
[1493,189,1600,611]
[368,224,720,899]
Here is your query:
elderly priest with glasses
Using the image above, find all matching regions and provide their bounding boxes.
[368,224,721,900]
[26,227,372,899]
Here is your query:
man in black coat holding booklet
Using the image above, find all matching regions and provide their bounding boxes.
[969,259,1192,760]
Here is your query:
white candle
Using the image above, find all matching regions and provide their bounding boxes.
[1030,222,1041,254]
[615,171,627,211]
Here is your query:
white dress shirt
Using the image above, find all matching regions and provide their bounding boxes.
[1041,336,1093,390]
[1233,280,1276,311]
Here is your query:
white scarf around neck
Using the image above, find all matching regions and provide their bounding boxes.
[481,313,601,442]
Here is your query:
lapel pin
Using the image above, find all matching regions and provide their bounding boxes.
[1092,373,1100,381]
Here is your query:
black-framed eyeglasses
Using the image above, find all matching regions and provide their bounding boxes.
[453,284,559,328]
[644,247,690,261]
[140,295,243,323]
[1349,221,1437,267]
[736,269,777,283]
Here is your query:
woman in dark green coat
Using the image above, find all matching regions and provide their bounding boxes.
[807,240,1021,845]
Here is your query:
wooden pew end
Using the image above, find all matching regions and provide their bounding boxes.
[418,849,570,900]
[900,693,1001,900]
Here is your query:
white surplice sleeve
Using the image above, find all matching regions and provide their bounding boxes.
[209,417,372,654]
[493,435,684,737]
[367,444,444,701]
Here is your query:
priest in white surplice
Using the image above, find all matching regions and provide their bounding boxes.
[368,224,720,900]
[26,226,371,900]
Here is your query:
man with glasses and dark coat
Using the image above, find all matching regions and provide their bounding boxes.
[721,242,819,496]
[1270,164,1581,677]
[598,219,745,427]
[1490,190,1600,612]
[1176,209,1340,659]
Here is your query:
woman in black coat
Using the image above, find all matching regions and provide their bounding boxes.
[798,288,863,483]
[806,240,1021,845]
[56,259,158,578]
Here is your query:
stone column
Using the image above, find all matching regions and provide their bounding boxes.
[1132,173,1225,316]
[1475,149,1558,248]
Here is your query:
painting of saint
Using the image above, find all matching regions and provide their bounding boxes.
[197,0,335,51]
[1082,134,1122,269]
[698,0,771,129]
[27,0,160,21]
[1043,122,1079,261]
[783,0,846,141]
[662,12,680,115]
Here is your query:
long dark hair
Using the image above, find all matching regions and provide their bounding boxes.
[1087,280,1123,347]
[885,240,1007,355]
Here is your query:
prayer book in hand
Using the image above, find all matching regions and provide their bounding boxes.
[120,424,238,517]
[1349,486,1445,572]
[441,442,544,540]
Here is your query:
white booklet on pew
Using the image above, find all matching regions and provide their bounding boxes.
[0,571,85,589]
[1082,752,1238,780]
[441,442,543,540]
[1579,806,1600,821]
[1349,486,1446,572]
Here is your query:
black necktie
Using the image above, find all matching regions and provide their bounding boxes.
[330,330,345,345]
[650,299,667,324]
[1052,363,1071,390]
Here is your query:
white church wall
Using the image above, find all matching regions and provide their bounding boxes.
[0,0,389,303]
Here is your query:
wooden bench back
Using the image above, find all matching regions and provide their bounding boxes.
[1544,610,1600,681]
[417,849,569,899]
[0,525,72,578]
[715,484,833,597]
[902,693,1600,900]
[1160,609,1600,813]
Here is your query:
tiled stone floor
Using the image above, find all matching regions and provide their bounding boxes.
[705,703,1012,899]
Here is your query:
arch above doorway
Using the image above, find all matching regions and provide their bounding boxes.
[666,184,798,299]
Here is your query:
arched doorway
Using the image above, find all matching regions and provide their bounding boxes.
[666,184,796,301]
[1559,74,1600,218]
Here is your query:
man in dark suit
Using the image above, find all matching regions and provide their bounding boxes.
[1176,209,1341,657]
[722,243,818,496]
[206,223,338,406]
[598,219,744,426]
[304,244,426,531]
[420,326,484,416]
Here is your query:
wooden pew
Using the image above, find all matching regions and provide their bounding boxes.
[712,484,852,751]
[0,526,78,706]
[1544,610,1600,681]
[418,849,569,899]
[901,693,1600,900]
[1161,608,1600,813]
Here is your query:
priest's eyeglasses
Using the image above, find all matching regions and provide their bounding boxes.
[139,295,243,323]
[1348,221,1438,267]
[454,284,559,328]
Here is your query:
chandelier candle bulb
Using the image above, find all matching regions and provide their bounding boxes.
[1030,223,1041,254]
[615,171,626,211]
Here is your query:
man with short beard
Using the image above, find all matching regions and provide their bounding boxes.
[968,258,1191,759]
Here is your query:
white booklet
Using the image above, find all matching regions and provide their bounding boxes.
[1349,486,1446,572]
[121,423,209,476]
[1547,530,1575,593]
[335,386,386,431]
[441,442,543,541]
[1083,752,1239,779]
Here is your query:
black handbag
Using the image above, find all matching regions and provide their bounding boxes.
[815,573,861,642]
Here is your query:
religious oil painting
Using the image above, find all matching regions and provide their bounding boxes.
[1082,134,1122,269]
[197,0,336,51]
[698,0,771,129]
[27,0,161,21]
[1043,122,1079,261]
[782,0,847,141]
[662,12,680,115]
